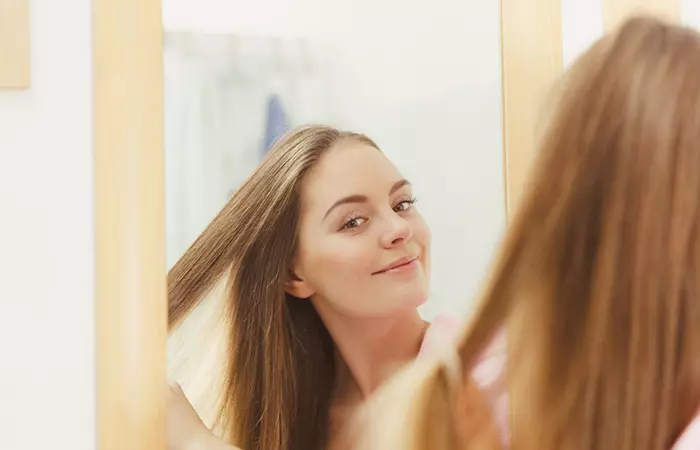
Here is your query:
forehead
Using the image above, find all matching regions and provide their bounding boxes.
[302,141,403,210]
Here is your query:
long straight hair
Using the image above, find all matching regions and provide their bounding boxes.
[167,125,378,450]
[358,17,700,450]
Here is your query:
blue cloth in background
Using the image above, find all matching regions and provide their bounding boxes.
[262,94,289,158]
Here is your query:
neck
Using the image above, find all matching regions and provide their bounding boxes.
[312,301,427,399]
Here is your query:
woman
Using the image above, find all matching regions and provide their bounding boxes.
[356,16,700,450]
[165,125,466,450]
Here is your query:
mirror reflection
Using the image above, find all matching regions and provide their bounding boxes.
[163,0,505,318]
[164,2,505,448]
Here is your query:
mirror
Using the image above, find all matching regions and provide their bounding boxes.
[162,0,505,319]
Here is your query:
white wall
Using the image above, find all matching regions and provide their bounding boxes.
[682,0,700,29]
[562,0,603,67]
[562,0,700,68]
[0,2,95,450]
[163,0,506,319]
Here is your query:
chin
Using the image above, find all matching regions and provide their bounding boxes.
[393,286,429,311]
[360,288,427,318]
[407,291,429,309]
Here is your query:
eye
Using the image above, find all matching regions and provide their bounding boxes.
[393,197,417,213]
[341,215,368,230]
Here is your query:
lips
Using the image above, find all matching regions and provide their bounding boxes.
[373,256,418,275]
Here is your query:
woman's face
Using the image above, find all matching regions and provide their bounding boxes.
[287,140,431,318]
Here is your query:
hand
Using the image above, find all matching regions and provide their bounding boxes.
[167,381,231,450]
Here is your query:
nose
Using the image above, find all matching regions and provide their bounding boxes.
[380,215,413,249]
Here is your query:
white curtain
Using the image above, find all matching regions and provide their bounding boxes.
[164,32,331,267]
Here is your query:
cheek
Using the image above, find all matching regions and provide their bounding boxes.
[300,236,375,292]
[410,214,431,274]
[410,214,431,250]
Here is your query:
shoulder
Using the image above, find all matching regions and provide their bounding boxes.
[418,313,463,359]
[418,313,508,372]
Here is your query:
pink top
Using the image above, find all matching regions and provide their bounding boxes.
[419,313,700,449]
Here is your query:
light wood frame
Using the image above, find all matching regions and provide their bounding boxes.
[500,0,563,217]
[0,0,30,89]
[93,0,166,449]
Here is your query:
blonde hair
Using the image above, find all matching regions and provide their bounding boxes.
[166,125,379,450]
[356,16,700,450]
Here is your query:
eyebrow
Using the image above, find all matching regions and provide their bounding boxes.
[323,179,411,220]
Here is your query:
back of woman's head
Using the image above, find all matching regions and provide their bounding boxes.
[167,125,378,450]
[357,16,700,450]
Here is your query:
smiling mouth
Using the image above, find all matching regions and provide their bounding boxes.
[373,256,419,275]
